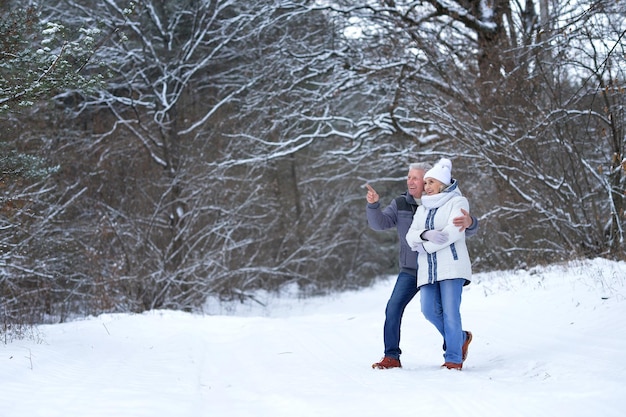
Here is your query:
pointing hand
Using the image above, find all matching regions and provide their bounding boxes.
[365,184,379,204]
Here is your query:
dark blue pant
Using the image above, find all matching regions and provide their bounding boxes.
[383,271,418,359]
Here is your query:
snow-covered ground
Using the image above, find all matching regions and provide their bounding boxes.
[3,258,625,417]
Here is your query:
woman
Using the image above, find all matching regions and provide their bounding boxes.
[405,158,473,370]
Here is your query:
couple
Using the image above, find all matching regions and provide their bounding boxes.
[365,158,476,371]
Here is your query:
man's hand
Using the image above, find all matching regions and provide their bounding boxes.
[365,184,379,204]
[453,208,473,232]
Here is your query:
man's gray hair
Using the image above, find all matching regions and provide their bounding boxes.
[409,162,432,171]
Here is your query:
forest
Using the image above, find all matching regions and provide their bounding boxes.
[1,0,624,324]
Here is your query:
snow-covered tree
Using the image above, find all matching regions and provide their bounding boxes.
[3,0,624,323]
[311,0,626,267]
[1,3,109,324]
[30,0,385,313]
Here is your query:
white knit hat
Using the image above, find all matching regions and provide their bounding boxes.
[424,158,452,185]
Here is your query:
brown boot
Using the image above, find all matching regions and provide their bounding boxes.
[442,362,463,370]
[371,356,401,369]
[462,331,473,362]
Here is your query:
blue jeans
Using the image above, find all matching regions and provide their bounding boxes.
[420,279,466,364]
[383,271,418,359]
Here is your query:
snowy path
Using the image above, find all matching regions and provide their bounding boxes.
[2,259,625,417]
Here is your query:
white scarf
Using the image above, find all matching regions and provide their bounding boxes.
[421,180,462,209]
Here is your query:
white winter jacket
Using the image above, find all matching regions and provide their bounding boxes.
[405,180,472,288]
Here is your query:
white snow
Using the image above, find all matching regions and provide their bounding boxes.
[3,258,626,417]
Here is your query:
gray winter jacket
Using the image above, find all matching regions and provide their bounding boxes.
[366,191,478,277]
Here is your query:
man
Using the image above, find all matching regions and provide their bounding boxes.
[366,162,478,369]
